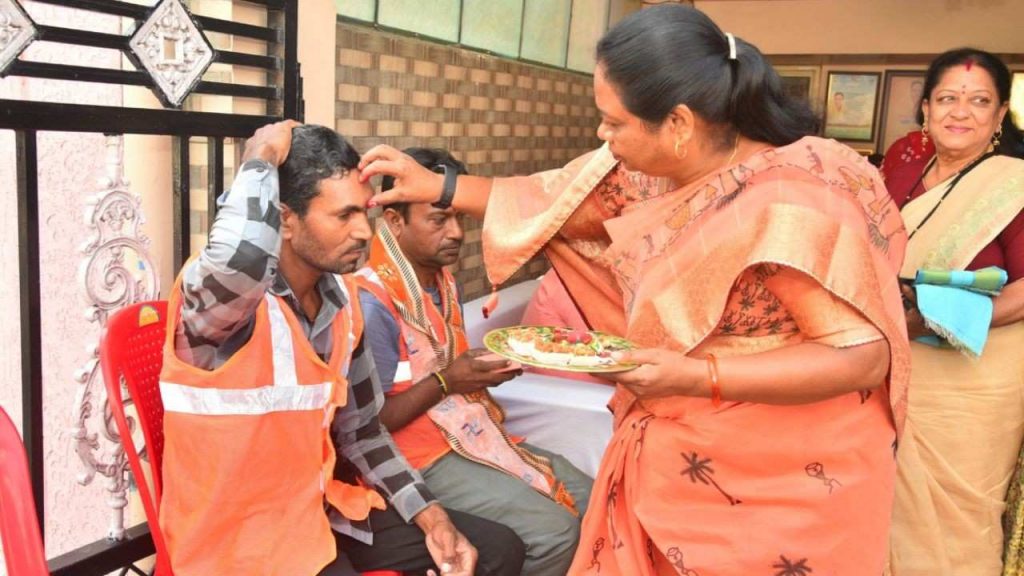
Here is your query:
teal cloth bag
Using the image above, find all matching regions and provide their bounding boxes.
[913,267,1008,357]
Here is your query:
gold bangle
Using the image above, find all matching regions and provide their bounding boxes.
[706,353,721,407]
[434,371,450,397]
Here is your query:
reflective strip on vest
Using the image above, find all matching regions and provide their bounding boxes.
[393,360,412,384]
[160,381,332,415]
[161,293,330,416]
[266,295,299,388]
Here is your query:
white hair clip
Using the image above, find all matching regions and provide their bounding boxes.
[725,32,737,61]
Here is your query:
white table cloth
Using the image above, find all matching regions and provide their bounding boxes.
[463,280,614,478]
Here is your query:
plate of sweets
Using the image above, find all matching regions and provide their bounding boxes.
[483,325,637,373]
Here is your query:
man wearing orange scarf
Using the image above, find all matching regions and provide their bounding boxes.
[355,148,594,576]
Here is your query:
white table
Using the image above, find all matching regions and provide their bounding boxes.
[463,280,614,478]
[488,373,612,477]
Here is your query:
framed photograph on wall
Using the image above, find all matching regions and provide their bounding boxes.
[878,71,927,153]
[775,65,821,111]
[1011,71,1024,128]
[823,71,881,142]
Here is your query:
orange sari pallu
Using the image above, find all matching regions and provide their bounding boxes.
[482,137,910,575]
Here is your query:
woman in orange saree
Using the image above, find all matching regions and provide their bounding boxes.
[361,6,910,574]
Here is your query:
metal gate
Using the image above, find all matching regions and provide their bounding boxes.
[0,0,302,573]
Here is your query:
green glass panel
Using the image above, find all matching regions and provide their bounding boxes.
[567,0,608,73]
[520,0,571,67]
[461,0,523,58]
[378,0,460,42]
[336,0,376,22]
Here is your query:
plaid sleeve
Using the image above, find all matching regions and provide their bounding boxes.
[174,160,283,369]
[333,336,436,522]
[357,289,402,393]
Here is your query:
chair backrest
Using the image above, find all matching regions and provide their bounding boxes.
[0,407,49,576]
[100,301,172,575]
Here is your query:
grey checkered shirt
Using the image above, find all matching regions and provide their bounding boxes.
[173,160,435,544]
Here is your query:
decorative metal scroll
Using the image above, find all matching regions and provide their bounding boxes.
[71,135,160,540]
[0,0,36,75]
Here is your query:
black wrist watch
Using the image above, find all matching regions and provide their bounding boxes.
[432,164,458,209]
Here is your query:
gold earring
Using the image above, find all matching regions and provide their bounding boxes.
[674,139,689,160]
[921,122,929,147]
[993,127,1003,147]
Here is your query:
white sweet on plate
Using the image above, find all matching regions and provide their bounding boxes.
[505,327,618,368]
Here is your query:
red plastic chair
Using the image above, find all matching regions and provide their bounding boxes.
[0,406,49,576]
[101,301,173,576]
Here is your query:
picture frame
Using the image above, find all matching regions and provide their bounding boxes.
[823,71,882,142]
[775,65,821,112]
[1011,71,1024,128]
[878,70,927,154]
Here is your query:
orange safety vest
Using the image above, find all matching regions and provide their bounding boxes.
[356,274,461,470]
[357,253,576,515]
[159,273,384,576]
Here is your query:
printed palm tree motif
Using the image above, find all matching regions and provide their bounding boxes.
[766,318,785,334]
[742,312,759,326]
[680,451,742,505]
[858,389,873,404]
[755,263,781,281]
[719,311,738,335]
[665,546,700,576]
[772,554,813,576]
[598,181,627,213]
[587,537,605,573]
[738,283,757,310]
[804,462,842,494]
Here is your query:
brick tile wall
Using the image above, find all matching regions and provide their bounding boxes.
[336,22,603,301]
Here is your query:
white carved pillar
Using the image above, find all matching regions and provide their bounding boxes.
[71,135,159,540]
